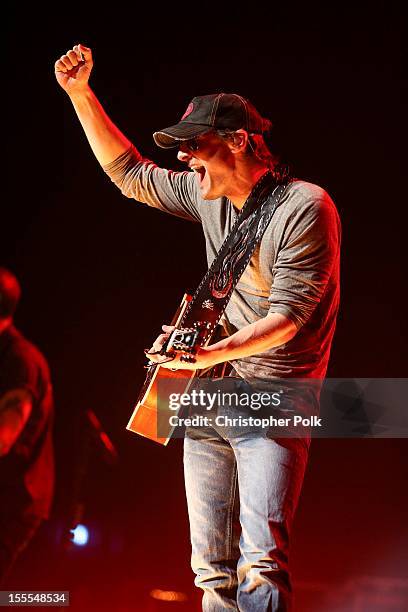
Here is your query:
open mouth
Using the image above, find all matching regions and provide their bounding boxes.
[191,166,206,183]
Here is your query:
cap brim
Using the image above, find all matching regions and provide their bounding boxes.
[153,123,211,148]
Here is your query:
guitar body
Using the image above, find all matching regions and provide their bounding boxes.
[126,294,196,446]
[126,366,195,445]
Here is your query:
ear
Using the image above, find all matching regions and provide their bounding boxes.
[227,129,249,154]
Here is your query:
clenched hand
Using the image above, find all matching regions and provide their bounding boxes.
[54,43,93,95]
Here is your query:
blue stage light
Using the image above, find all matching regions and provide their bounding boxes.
[70,524,89,546]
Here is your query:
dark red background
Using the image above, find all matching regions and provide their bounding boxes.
[3,3,407,610]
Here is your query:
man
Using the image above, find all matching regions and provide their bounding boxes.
[55,44,340,610]
[0,269,54,583]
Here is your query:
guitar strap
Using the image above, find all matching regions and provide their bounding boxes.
[178,170,287,345]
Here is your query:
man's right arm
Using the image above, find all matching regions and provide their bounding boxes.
[55,44,202,222]
[54,44,132,166]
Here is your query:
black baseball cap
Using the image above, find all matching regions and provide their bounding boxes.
[153,93,272,149]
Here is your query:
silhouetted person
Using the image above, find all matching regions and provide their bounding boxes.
[0,268,54,583]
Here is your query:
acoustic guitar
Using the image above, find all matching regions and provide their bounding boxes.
[126,294,219,445]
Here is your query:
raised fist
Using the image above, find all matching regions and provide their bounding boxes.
[54,44,93,94]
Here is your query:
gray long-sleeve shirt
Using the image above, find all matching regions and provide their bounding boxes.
[103,147,341,381]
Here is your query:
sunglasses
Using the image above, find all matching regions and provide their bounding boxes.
[180,130,235,153]
[182,137,201,152]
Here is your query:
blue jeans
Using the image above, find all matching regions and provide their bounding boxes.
[183,417,309,611]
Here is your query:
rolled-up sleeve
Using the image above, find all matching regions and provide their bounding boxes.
[268,192,341,328]
[102,146,201,222]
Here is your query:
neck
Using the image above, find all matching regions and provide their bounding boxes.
[226,161,270,210]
